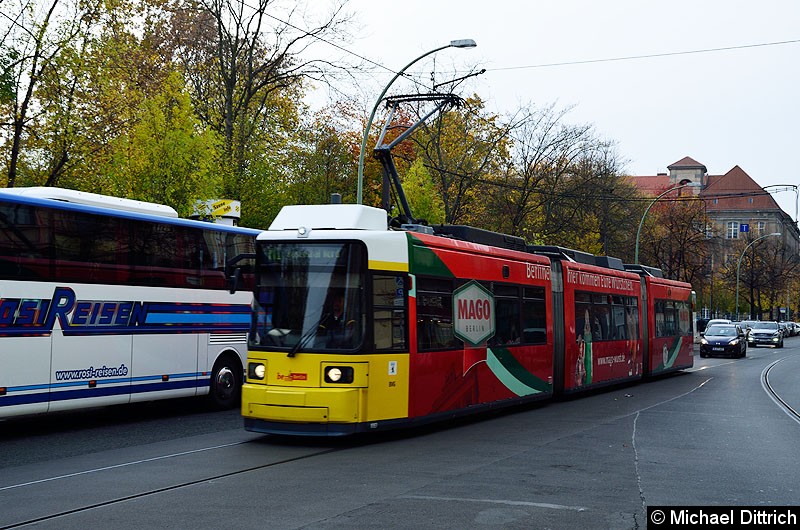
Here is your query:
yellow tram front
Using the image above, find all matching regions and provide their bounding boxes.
[242,204,412,436]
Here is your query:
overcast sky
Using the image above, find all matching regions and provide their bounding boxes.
[304,0,799,219]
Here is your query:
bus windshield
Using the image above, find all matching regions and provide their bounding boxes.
[251,242,365,353]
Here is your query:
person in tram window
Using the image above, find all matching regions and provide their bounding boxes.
[320,291,355,347]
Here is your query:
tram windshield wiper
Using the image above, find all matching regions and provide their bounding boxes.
[287,313,327,358]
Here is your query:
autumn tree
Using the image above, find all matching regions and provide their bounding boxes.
[92,71,221,215]
[403,158,445,225]
[721,237,799,319]
[412,95,512,226]
[153,0,355,200]
[286,104,356,205]
[637,195,711,283]
[0,0,104,187]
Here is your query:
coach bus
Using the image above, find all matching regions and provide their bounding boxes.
[239,203,693,436]
[0,187,259,418]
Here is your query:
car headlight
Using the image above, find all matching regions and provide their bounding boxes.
[248,362,266,380]
[700,338,708,345]
[729,339,739,346]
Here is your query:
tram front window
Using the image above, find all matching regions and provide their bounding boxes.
[250,242,365,352]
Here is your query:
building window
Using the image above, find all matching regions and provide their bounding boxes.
[756,221,766,234]
[726,221,739,239]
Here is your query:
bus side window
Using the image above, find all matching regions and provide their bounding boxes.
[0,202,49,280]
[51,208,130,284]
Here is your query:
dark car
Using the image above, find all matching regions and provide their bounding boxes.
[700,324,747,358]
[747,321,784,348]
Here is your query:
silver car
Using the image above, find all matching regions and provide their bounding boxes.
[747,321,784,348]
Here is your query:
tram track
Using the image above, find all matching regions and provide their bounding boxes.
[0,438,342,530]
[761,354,800,425]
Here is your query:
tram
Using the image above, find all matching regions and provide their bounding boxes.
[240,204,693,436]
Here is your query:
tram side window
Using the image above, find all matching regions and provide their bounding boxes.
[372,274,407,351]
[0,202,51,280]
[493,284,520,345]
[523,287,547,344]
[625,298,640,340]
[576,294,612,341]
[575,291,636,342]
[655,299,690,337]
[676,300,691,336]
[417,278,457,351]
[664,301,678,336]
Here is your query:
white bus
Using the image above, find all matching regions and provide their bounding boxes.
[0,187,259,418]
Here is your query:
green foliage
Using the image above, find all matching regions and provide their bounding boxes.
[99,71,222,215]
[0,47,18,105]
[404,158,444,225]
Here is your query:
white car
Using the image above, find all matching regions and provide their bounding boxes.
[706,319,732,327]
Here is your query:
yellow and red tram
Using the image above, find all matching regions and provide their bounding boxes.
[241,204,693,436]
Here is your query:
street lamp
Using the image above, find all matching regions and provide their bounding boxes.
[634,182,701,264]
[735,232,781,319]
[356,39,477,204]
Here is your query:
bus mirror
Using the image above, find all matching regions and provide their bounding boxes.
[228,268,242,294]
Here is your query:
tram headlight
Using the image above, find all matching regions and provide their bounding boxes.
[324,366,354,384]
[248,362,266,380]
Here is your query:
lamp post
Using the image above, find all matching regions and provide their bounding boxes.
[634,182,701,264]
[735,232,781,320]
[356,39,477,205]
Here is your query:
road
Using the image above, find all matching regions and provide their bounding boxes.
[1,337,799,529]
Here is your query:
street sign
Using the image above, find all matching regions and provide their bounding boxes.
[740,223,749,233]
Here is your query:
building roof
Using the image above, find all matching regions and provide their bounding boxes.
[700,165,781,213]
[626,174,672,195]
[667,156,707,171]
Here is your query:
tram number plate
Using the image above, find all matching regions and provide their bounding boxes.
[712,347,724,351]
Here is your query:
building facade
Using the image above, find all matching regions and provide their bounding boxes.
[630,156,799,319]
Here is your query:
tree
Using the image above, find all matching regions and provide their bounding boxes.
[486,103,589,240]
[154,0,355,200]
[98,71,222,215]
[638,195,711,283]
[403,158,445,225]
[0,0,103,187]
[716,236,798,319]
[286,104,356,206]
[413,95,513,226]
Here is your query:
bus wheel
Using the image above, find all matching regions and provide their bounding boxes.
[209,356,242,410]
